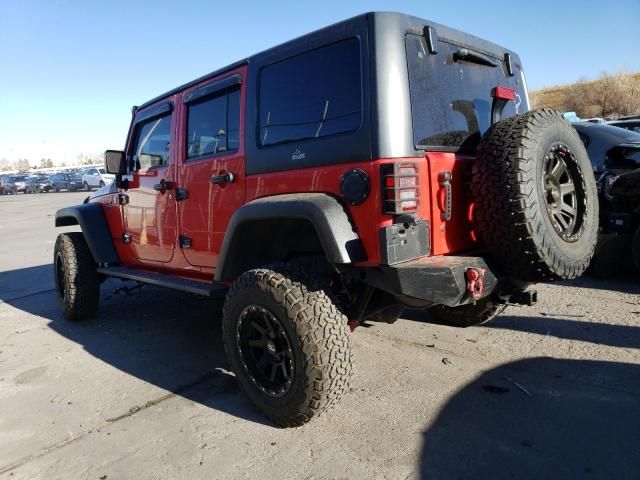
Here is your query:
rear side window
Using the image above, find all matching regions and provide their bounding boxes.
[131,114,172,170]
[259,38,361,147]
[405,34,528,152]
[186,87,240,160]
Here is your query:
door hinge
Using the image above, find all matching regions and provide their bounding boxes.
[122,233,132,244]
[118,193,129,205]
[179,235,192,249]
[175,188,188,201]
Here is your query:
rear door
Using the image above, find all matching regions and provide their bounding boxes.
[121,98,178,263]
[176,67,246,268]
[405,34,528,255]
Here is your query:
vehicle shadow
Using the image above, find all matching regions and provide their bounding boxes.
[0,264,272,427]
[420,357,640,479]
[485,314,640,349]
[403,308,640,350]
[559,275,640,294]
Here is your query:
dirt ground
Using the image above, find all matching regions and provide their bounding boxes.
[1,192,639,480]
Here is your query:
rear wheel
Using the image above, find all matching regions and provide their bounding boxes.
[222,264,352,427]
[472,109,598,281]
[427,298,506,328]
[54,232,100,321]
[84,182,90,191]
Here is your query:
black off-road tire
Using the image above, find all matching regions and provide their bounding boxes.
[54,232,100,321]
[427,298,506,328]
[472,109,598,281]
[222,264,352,427]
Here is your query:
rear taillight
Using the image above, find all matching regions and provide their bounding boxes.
[381,163,419,214]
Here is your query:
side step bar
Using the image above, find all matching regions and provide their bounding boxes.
[97,266,227,297]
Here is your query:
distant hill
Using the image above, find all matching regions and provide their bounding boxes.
[530,72,640,119]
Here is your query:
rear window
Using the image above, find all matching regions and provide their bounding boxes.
[258,38,362,147]
[405,34,528,152]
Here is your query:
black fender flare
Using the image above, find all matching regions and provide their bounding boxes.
[55,203,119,265]
[215,193,365,281]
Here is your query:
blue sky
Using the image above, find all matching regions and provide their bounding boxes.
[1,0,639,164]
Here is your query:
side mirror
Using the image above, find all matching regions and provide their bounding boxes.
[105,150,127,174]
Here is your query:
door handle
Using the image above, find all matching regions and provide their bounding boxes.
[210,172,235,185]
[438,171,452,221]
[153,180,175,191]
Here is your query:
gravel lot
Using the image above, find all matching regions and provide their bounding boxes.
[1,191,639,479]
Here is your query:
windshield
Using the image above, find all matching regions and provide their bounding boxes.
[405,34,529,153]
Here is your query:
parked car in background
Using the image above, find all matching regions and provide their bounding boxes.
[7,175,29,193]
[606,119,640,134]
[25,175,53,193]
[0,175,16,195]
[573,122,640,274]
[51,172,84,192]
[82,166,115,190]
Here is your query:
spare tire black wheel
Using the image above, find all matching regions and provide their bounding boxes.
[472,109,598,281]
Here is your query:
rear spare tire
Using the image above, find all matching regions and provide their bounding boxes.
[472,109,598,281]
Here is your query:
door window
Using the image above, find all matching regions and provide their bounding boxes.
[186,87,240,160]
[130,114,172,170]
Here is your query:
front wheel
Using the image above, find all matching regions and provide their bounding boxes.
[99,181,105,189]
[426,298,506,328]
[54,232,100,321]
[222,264,353,427]
[84,182,90,191]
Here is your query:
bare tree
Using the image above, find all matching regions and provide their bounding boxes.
[531,70,640,118]
[16,158,31,171]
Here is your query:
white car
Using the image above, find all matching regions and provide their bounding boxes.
[82,167,115,190]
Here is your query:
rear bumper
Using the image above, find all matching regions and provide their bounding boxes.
[359,255,499,308]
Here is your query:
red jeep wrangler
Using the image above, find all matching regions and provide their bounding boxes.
[54,12,598,426]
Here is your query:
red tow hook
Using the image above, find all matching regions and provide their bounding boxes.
[465,268,486,299]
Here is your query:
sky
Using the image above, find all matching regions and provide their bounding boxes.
[1,0,639,165]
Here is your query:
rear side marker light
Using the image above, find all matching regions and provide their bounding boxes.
[381,163,419,214]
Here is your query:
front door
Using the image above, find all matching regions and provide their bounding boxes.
[122,98,178,263]
[177,68,246,269]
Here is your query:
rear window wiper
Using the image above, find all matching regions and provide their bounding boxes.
[453,48,497,67]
